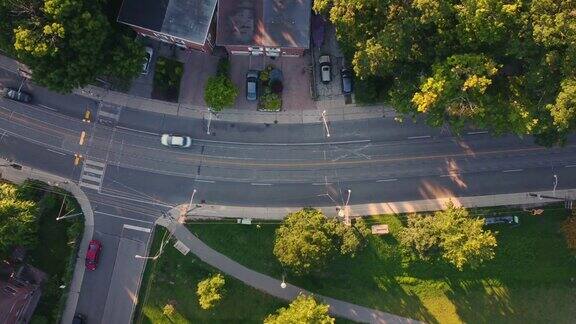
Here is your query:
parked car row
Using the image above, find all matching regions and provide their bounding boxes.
[1,86,33,103]
[317,54,354,95]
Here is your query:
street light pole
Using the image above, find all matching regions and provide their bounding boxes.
[321,110,330,138]
[553,174,558,197]
[206,110,213,135]
[135,230,171,260]
[188,189,197,211]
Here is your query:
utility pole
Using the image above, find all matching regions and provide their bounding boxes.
[321,110,330,138]
[553,174,558,197]
[188,189,197,211]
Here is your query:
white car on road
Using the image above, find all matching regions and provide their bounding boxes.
[161,134,192,148]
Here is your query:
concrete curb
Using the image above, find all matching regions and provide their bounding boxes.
[0,159,94,324]
[184,189,576,220]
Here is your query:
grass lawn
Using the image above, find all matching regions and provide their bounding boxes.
[19,181,84,323]
[188,207,576,324]
[152,57,184,102]
[135,227,289,324]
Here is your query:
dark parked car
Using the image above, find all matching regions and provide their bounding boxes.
[85,240,102,271]
[246,70,259,101]
[340,68,353,95]
[72,313,86,324]
[1,87,32,103]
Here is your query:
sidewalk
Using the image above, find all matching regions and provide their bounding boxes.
[0,159,94,324]
[185,189,576,220]
[75,84,393,124]
[0,53,393,125]
[157,215,420,324]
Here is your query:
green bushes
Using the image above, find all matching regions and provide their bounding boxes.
[153,57,184,102]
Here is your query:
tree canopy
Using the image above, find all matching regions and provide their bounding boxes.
[0,0,144,92]
[0,183,38,256]
[273,208,369,275]
[315,0,576,145]
[204,75,238,111]
[399,203,497,270]
[196,273,226,310]
[264,294,334,324]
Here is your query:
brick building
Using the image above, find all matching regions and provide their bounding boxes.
[117,0,312,57]
[117,0,218,53]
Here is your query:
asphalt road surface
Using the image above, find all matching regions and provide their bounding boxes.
[2,67,576,323]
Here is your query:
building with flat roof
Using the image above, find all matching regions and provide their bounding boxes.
[216,0,312,57]
[0,260,47,324]
[117,0,218,52]
[117,0,312,57]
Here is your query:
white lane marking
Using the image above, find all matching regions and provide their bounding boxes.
[81,174,102,182]
[195,179,216,183]
[97,192,174,208]
[467,131,488,135]
[116,126,160,136]
[94,211,154,224]
[440,173,460,177]
[502,169,523,173]
[565,165,576,168]
[251,183,273,186]
[45,148,66,156]
[123,224,152,233]
[312,182,332,186]
[407,135,431,139]
[37,104,57,111]
[195,138,371,147]
[376,178,398,182]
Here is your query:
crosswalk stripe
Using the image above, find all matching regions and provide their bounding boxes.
[81,174,102,182]
[84,160,106,168]
[83,166,104,175]
[123,224,152,233]
[79,182,101,190]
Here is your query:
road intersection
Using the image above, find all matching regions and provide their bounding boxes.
[2,66,576,323]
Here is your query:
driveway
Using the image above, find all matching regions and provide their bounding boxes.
[230,55,316,111]
[178,50,220,107]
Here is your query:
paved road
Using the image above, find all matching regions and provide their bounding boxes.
[2,67,576,323]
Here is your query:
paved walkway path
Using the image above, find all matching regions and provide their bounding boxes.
[157,214,421,324]
[0,159,94,324]
[0,53,394,125]
[184,189,576,220]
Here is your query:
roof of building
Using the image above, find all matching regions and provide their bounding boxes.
[0,263,46,324]
[117,0,217,45]
[217,0,312,48]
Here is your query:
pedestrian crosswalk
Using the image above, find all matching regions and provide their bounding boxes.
[79,159,106,191]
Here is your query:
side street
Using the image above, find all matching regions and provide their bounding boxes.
[1,0,576,323]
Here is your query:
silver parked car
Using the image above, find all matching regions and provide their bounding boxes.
[160,134,192,148]
[319,55,331,84]
[246,70,259,101]
[142,47,154,75]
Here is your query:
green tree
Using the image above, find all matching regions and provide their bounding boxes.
[549,78,576,132]
[399,203,497,270]
[264,294,334,324]
[315,0,576,145]
[204,76,238,111]
[0,0,144,92]
[273,208,368,275]
[196,273,226,310]
[162,303,175,317]
[0,183,38,256]
[530,0,576,47]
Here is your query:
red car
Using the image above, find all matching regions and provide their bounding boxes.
[85,240,102,271]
